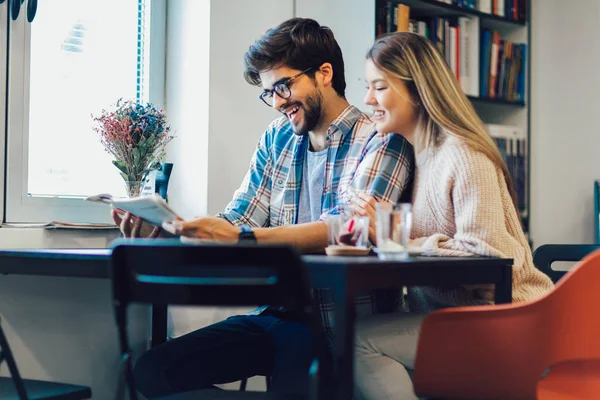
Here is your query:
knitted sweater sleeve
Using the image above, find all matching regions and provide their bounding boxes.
[411,146,526,269]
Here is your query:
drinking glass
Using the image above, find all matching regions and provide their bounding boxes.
[324,214,370,248]
[375,203,413,260]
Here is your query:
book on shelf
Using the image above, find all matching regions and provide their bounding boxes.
[480,28,527,101]
[458,16,480,97]
[85,193,181,228]
[397,4,410,32]
[478,0,493,14]
[433,0,526,20]
[495,0,505,17]
[377,3,483,97]
[378,5,527,102]
[487,124,528,215]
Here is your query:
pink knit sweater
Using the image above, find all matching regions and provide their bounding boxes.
[410,136,553,306]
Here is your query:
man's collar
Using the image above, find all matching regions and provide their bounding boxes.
[327,105,362,138]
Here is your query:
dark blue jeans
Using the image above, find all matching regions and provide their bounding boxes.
[133,314,328,398]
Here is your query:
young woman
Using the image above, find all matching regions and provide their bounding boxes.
[348,32,554,399]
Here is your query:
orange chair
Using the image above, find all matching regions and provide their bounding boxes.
[413,250,600,400]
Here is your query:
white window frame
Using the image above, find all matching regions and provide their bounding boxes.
[4,0,166,223]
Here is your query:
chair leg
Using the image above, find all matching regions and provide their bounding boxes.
[0,323,28,400]
[115,352,138,400]
[125,353,138,400]
[308,359,319,400]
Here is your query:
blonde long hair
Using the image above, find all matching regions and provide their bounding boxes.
[367,32,518,211]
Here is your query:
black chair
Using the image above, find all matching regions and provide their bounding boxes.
[0,317,92,400]
[110,240,327,400]
[532,244,600,283]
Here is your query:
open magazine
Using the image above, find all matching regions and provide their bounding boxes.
[85,193,181,227]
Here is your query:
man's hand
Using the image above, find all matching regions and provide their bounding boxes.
[112,209,162,239]
[162,217,241,242]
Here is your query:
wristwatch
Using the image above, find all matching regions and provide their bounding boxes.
[238,225,257,244]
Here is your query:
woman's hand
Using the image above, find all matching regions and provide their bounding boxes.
[112,209,161,238]
[349,193,378,245]
[162,217,240,241]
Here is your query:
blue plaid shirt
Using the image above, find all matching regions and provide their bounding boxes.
[218,106,413,339]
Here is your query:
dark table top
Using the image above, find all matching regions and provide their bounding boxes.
[303,254,513,289]
[0,248,112,278]
[0,248,512,285]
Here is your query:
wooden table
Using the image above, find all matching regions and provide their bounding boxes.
[0,249,513,399]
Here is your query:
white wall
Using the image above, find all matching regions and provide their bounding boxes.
[163,0,211,219]
[165,0,289,219]
[295,0,375,111]
[206,0,289,215]
[0,229,149,400]
[530,0,600,245]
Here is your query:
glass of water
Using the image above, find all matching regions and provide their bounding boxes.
[375,203,412,260]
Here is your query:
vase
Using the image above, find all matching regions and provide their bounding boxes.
[124,180,144,198]
[155,162,173,200]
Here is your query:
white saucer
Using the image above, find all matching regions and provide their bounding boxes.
[373,247,424,257]
[406,247,424,256]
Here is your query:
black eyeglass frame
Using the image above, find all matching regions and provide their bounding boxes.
[259,67,314,107]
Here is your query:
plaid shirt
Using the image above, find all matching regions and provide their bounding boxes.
[218,106,413,340]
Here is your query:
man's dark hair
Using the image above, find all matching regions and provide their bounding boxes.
[244,18,346,98]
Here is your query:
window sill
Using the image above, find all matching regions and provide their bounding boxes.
[0,227,120,249]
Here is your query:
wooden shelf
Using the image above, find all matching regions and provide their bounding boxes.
[392,0,526,27]
[467,95,526,107]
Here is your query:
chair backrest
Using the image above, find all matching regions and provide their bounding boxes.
[110,239,317,400]
[413,249,600,400]
[111,240,310,310]
[532,244,600,283]
[0,318,28,400]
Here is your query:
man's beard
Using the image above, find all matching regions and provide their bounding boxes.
[289,90,323,136]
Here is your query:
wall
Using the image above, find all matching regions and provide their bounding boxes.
[295,0,375,111]
[205,0,288,215]
[530,0,600,246]
[0,229,147,400]
[163,0,211,219]
[166,0,289,219]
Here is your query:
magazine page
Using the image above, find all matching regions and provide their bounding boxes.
[85,193,180,227]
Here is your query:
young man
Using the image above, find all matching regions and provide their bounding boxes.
[115,18,413,398]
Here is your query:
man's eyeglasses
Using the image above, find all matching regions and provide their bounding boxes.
[259,67,313,107]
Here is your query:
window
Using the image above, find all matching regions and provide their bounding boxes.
[3,0,165,223]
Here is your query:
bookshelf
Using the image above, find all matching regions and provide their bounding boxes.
[373,0,531,235]
[297,0,531,236]
[467,95,525,107]
[387,0,527,26]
